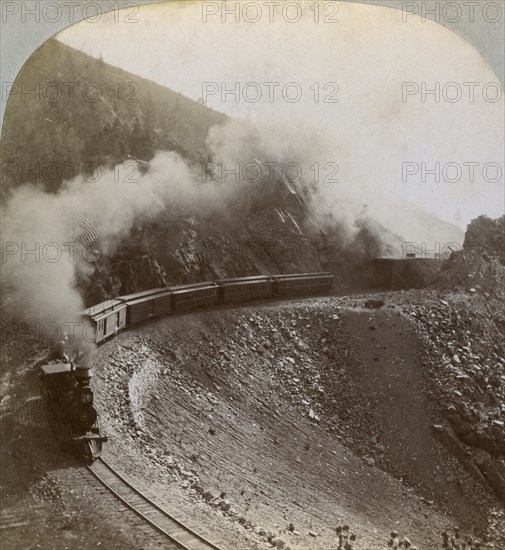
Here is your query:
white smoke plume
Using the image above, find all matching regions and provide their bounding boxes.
[54,0,503,253]
[0,106,496,360]
[0,150,242,359]
[206,118,396,249]
[0,116,399,360]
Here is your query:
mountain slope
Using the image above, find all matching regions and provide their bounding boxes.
[1,38,227,194]
[1,37,462,306]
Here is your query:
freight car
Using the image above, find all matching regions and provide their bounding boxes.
[40,362,107,460]
[81,273,334,344]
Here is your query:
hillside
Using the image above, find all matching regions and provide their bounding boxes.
[1,38,226,194]
[1,37,463,308]
[2,216,504,549]
[0,38,398,307]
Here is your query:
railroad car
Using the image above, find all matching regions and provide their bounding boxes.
[169,281,219,312]
[40,362,107,460]
[49,272,335,461]
[272,272,334,296]
[118,288,172,324]
[217,275,273,303]
[151,290,173,316]
[81,300,127,344]
[371,257,440,289]
[81,273,335,344]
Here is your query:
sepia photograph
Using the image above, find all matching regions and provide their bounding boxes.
[1,1,504,548]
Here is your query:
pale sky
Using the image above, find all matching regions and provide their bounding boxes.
[57,1,504,231]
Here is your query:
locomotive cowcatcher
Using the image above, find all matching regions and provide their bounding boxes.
[40,362,107,460]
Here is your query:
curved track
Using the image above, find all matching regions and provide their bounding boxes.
[86,287,382,546]
[87,457,224,550]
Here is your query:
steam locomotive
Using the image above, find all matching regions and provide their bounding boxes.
[40,362,107,460]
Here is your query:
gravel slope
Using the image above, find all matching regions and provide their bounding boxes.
[2,290,503,549]
[93,293,504,549]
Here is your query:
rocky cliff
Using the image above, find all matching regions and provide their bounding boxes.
[1,38,401,305]
[1,38,465,306]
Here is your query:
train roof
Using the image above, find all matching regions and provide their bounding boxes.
[81,299,124,317]
[168,281,218,294]
[41,362,73,375]
[117,288,168,302]
[93,306,127,323]
[217,276,272,285]
[373,257,438,262]
[272,272,333,280]
[126,290,172,306]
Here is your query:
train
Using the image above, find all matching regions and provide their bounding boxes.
[81,272,335,344]
[39,272,332,460]
[40,362,107,460]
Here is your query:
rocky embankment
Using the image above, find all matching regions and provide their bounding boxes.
[93,288,504,550]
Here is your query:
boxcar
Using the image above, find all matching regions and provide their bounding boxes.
[118,288,171,324]
[272,272,334,296]
[169,282,218,312]
[217,276,273,303]
[81,300,127,344]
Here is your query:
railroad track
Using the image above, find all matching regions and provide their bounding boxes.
[87,457,224,550]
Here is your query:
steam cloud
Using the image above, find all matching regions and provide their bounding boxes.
[1,148,239,358]
[0,116,451,360]
[3,0,503,370]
